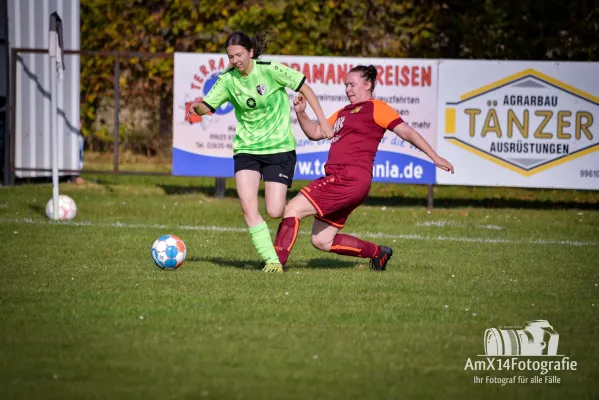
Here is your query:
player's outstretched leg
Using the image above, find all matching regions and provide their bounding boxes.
[327,233,393,271]
[312,222,393,271]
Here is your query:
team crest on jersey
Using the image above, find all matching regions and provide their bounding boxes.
[351,106,362,114]
[256,84,267,96]
[247,98,257,108]
[333,116,345,134]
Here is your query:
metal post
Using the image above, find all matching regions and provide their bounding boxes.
[113,55,120,173]
[215,177,226,198]
[7,48,17,185]
[0,101,7,185]
[427,184,434,210]
[1,9,9,186]
[49,51,60,219]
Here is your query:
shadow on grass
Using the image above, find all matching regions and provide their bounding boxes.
[188,256,356,270]
[156,183,598,210]
[28,204,46,217]
[303,258,357,269]
[188,256,260,270]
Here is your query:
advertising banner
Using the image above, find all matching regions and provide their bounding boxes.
[436,60,599,189]
[172,53,439,183]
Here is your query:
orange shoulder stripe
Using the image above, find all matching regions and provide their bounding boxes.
[327,110,340,126]
[372,99,402,129]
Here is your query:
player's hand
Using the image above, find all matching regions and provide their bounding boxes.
[187,97,203,119]
[319,121,334,139]
[293,95,307,113]
[434,156,454,174]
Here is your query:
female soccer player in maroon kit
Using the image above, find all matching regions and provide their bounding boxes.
[273,65,454,271]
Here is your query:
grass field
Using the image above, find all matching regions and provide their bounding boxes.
[1,170,598,400]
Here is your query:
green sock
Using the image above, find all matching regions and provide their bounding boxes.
[248,221,280,264]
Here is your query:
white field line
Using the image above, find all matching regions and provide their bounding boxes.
[1,217,597,247]
[416,220,505,230]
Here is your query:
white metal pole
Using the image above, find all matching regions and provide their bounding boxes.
[50,53,59,219]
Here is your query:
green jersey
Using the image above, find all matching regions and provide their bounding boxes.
[203,59,306,155]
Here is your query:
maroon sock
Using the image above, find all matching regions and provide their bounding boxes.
[274,217,300,266]
[330,234,380,259]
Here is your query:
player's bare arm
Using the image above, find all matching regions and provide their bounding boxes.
[393,122,455,174]
[294,95,324,141]
[189,100,212,117]
[298,84,334,139]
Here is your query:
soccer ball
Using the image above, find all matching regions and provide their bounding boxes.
[45,194,77,220]
[151,234,187,270]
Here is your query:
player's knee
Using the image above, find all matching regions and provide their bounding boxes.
[266,205,284,219]
[282,204,298,219]
[311,236,331,252]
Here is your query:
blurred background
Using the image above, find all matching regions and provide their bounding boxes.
[2,0,598,183]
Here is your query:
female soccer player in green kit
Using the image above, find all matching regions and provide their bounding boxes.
[189,32,333,273]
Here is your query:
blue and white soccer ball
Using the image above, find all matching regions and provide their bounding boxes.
[151,234,187,270]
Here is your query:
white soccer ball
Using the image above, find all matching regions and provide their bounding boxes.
[151,234,187,270]
[45,194,77,220]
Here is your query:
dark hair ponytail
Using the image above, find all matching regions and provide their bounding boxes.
[224,31,272,59]
[251,31,271,59]
[349,65,378,92]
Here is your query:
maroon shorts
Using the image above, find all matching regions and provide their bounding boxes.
[300,164,372,228]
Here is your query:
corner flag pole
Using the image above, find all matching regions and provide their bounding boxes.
[49,12,65,219]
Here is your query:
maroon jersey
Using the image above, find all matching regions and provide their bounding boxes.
[326,99,404,174]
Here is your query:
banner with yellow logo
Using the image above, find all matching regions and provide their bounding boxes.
[436,60,599,189]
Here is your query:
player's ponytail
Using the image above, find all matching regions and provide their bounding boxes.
[224,31,271,60]
[349,65,378,93]
[251,31,272,59]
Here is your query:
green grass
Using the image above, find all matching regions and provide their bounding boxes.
[1,174,598,400]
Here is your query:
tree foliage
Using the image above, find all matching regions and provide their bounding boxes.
[80,0,599,153]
